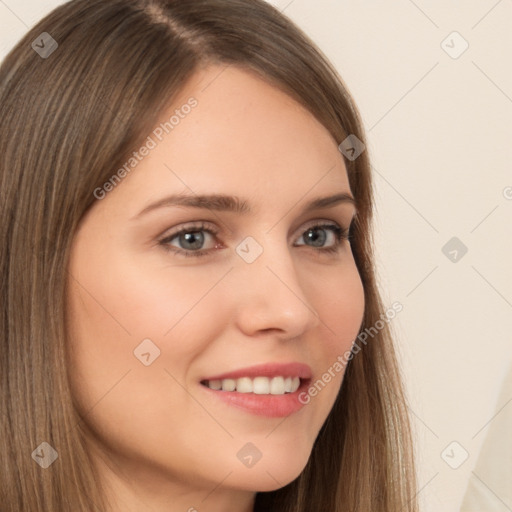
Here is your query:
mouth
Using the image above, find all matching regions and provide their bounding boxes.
[199,362,312,418]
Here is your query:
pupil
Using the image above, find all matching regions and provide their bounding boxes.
[181,231,204,250]
[306,228,326,247]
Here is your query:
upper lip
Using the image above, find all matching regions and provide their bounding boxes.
[201,362,312,382]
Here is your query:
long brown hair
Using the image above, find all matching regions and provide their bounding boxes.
[0,1,417,510]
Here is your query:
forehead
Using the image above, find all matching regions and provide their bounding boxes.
[104,64,351,214]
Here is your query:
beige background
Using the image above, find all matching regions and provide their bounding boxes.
[1,1,511,510]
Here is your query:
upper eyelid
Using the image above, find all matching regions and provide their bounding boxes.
[160,217,349,237]
[159,220,219,240]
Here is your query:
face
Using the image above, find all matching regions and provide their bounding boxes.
[67,64,365,509]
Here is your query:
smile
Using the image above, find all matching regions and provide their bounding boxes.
[199,362,312,417]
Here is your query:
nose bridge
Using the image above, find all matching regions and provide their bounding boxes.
[232,232,319,336]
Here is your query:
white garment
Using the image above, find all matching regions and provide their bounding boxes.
[460,363,512,511]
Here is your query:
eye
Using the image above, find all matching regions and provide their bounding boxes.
[294,223,350,254]
[158,221,351,258]
[158,221,220,258]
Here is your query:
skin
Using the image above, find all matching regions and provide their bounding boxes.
[66,64,365,512]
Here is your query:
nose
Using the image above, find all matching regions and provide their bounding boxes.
[231,238,320,340]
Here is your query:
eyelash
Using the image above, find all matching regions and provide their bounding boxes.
[158,221,352,259]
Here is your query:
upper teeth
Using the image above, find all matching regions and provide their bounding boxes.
[205,376,301,395]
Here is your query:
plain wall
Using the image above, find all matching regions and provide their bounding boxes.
[1,1,511,510]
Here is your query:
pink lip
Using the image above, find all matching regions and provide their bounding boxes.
[200,362,312,418]
[201,362,312,381]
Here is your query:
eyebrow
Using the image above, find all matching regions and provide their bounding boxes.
[133,191,356,219]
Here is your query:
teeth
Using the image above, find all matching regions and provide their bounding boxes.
[205,376,301,395]
[209,379,222,390]
[253,376,270,394]
[221,378,236,391]
[270,376,284,395]
[236,377,253,393]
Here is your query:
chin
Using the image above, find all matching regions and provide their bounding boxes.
[227,444,312,492]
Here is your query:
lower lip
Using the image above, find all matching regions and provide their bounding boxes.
[200,380,310,418]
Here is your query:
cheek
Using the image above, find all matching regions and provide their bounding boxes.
[67,242,225,361]
[65,249,238,478]
[300,258,365,411]
[310,258,365,355]
[65,238,234,421]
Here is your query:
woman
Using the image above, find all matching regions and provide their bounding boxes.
[0,0,417,510]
